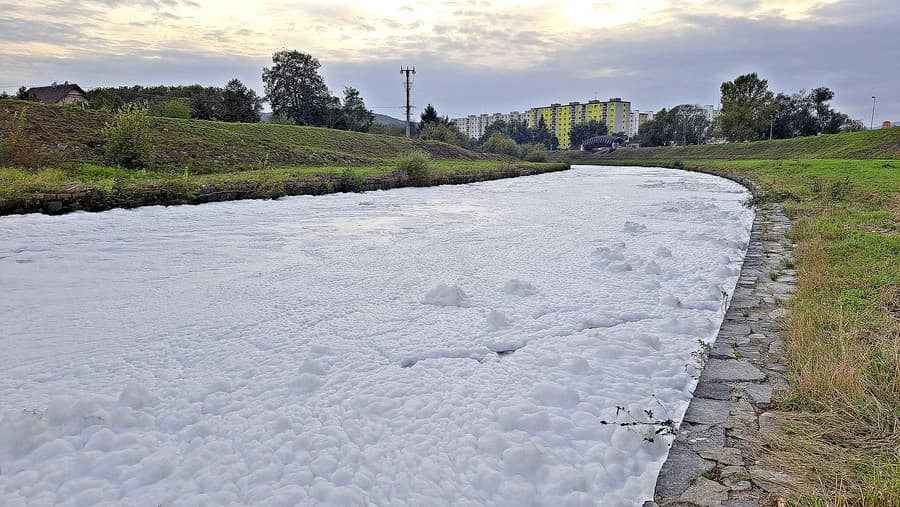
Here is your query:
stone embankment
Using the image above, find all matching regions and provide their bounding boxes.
[648,200,798,507]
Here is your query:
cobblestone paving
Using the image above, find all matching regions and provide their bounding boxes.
[648,202,798,507]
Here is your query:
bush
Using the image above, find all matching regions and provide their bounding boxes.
[155,99,191,119]
[524,150,546,162]
[418,123,472,149]
[522,143,547,162]
[672,160,684,169]
[482,132,520,158]
[102,102,154,170]
[0,108,45,168]
[396,150,431,184]
[340,167,366,192]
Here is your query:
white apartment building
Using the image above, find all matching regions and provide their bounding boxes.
[451,110,528,139]
[627,110,654,138]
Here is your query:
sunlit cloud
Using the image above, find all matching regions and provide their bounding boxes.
[0,0,895,122]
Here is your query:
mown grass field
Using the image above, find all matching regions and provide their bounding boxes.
[551,127,900,162]
[587,157,900,506]
[0,100,566,213]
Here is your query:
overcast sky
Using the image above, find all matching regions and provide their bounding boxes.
[2,0,898,123]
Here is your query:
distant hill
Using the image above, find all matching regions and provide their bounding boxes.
[373,113,406,126]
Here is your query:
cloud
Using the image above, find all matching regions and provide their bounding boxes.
[1,0,897,122]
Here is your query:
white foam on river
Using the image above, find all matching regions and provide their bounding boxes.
[0,166,753,506]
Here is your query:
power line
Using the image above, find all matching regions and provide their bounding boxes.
[401,66,415,138]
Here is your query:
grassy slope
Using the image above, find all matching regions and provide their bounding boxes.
[0,101,566,212]
[0,100,481,172]
[551,127,900,162]
[585,154,900,505]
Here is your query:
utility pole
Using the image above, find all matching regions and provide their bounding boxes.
[870,96,877,130]
[401,67,416,138]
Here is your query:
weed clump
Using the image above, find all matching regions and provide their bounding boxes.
[102,102,154,170]
[0,108,45,169]
[340,167,366,192]
[396,150,431,185]
[524,147,547,162]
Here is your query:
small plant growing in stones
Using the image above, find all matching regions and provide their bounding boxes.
[599,396,676,443]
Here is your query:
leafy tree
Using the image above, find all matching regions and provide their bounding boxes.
[15,86,28,100]
[478,118,557,150]
[340,87,374,132]
[842,119,865,132]
[482,132,520,158]
[671,105,712,145]
[638,108,675,147]
[220,78,263,123]
[262,50,331,126]
[189,87,222,120]
[771,87,851,139]
[569,120,609,149]
[718,73,776,142]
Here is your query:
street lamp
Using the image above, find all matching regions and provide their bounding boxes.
[871,96,877,130]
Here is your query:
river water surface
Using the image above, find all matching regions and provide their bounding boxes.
[0,166,753,506]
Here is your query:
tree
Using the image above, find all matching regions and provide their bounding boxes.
[418,103,451,132]
[671,105,712,145]
[341,87,374,132]
[842,119,865,132]
[482,132,520,158]
[771,87,851,139]
[718,73,776,142]
[262,50,331,126]
[15,86,28,100]
[638,108,676,147]
[220,78,263,123]
[188,86,222,120]
[419,104,439,130]
[569,120,609,149]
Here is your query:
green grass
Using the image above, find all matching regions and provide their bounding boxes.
[0,101,567,212]
[0,100,482,173]
[585,157,899,506]
[553,127,900,162]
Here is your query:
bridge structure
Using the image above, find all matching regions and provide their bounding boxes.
[581,135,626,151]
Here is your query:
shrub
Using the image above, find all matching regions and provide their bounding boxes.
[155,99,191,119]
[340,167,366,192]
[522,143,547,162]
[102,102,154,170]
[482,132,520,158]
[672,160,684,169]
[418,123,472,149]
[396,150,431,184]
[0,108,44,168]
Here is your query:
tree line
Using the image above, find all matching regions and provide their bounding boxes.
[637,72,863,147]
